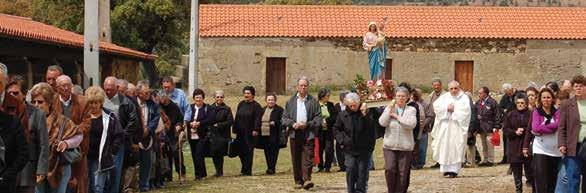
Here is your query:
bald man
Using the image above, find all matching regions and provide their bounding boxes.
[53,75,90,193]
[103,77,139,193]
[431,81,471,178]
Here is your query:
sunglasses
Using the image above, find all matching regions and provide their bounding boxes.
[31,100,45,105]
[8,91,20,96]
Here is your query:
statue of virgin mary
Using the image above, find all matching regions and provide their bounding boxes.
[363,21,387,80]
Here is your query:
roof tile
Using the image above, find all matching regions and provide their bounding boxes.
[200,5,586,39]
[0,14,155,60]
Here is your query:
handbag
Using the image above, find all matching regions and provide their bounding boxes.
[227,138,240,158]
[578,138,586,160]
[57,117,81,164]
[491,131,501,147]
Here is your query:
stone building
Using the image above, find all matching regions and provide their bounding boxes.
[0,13,156,88]
[198,5,586,94]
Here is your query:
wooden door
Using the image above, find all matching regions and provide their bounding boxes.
[266,57,286,95]
[384,59,392,80]
[454,61,474,92]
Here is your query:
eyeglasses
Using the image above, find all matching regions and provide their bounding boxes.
[31,100,45,105]
[516,102,526,104]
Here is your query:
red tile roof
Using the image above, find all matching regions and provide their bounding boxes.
[0,14,156,60]
[200,5,586,39]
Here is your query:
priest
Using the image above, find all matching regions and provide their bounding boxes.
[431,81,471,178]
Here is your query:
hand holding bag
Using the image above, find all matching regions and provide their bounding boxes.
[57,117,81,164]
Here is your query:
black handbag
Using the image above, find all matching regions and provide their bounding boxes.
[209,136,229,156]
[578,138,586,160]
[57,117,81,164]
[227,138,240,158]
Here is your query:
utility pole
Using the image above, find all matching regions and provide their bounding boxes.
[84,0,100,87]
[99,0,111,42]
[188,0,199,96]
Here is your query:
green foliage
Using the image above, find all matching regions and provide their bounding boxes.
[0,0,32,17]
[31,0,84,33]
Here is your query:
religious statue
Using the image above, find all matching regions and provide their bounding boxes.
[363,20,388,80]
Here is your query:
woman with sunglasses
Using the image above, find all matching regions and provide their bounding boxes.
[30,83,82,193]
[4,80,50,193]
[209,90,233,177]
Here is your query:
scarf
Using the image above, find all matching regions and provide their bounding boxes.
[537,106,557,125]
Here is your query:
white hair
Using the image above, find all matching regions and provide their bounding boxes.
[215,90,225,97]
[344,92,361,105]
[395,86,410,96]
[448,80,460,87]
[56,75,72,84]
[502,83,513,90]
[104,76,118,85]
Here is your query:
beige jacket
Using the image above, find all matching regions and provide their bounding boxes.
[379,105,417,151]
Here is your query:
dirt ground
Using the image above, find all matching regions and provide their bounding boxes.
[151,139,527,193]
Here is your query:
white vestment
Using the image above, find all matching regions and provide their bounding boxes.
[431,91,471,174]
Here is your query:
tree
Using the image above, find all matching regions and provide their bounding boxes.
[0,0,32,17]
[30,0,84,33]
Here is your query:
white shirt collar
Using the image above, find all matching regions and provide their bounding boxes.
[60,95,72,106]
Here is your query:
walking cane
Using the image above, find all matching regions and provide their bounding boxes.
[177,123,187,185]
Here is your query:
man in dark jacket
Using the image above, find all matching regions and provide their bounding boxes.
[0,64,29,193]
[334,91,349,172]
[135,80,161,192]
[103,76,139,193]
[333,92,377,193]
[476,87,502,166]
[282,77,322,190]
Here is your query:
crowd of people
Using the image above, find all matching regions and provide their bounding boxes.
[0,61,585,193]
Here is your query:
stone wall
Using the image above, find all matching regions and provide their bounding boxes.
[198,37,586,95]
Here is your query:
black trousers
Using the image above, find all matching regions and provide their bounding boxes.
[0,178,16,193]
[239,137,255,175]
[318,130,334,170]
[533,154,560,193]
[261,136,280,171]
[212,156,224,175]
[336,141,346,170]
[188,138,207,178]
[511,159,535,193]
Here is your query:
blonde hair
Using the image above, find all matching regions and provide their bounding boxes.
[85,86,106,105]
[30,83,55,105]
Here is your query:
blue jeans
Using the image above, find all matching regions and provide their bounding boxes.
[139,148,152,191]
[35,164,71,193]
[417,133,429,167]
[88,159,110,193]
[345,152,371,193]
[107,146,124,193]
[558,156,586,193]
